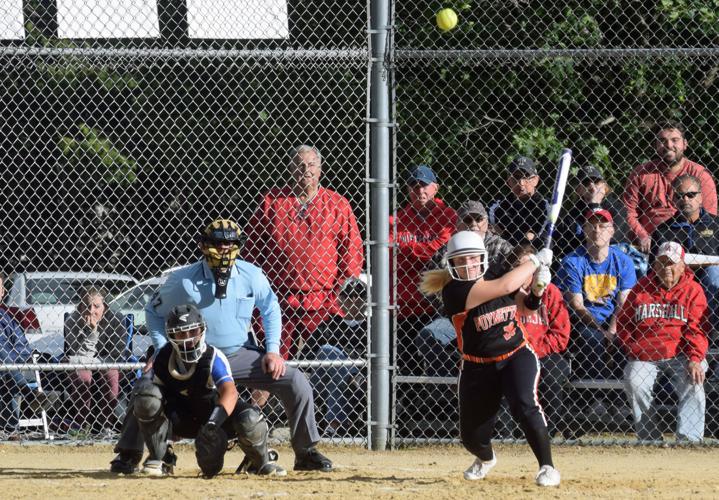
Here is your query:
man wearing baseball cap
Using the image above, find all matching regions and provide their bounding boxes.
[554,165,630,260]
[617,241,709,442]
[488,156,549,246]
[391,165,457,373]
[556,208,637,381]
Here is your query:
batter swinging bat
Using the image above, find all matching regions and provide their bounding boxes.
[543,148,573,250]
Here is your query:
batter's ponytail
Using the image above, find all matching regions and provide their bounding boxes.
[420,269,452,295]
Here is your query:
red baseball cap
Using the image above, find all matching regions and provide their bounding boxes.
[584,208,613,223]
[656,241,685,263]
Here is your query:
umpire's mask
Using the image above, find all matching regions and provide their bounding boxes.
[198,218,244,299]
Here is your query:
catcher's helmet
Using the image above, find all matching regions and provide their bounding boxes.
[445,230,488,281]
[165,304,207,363]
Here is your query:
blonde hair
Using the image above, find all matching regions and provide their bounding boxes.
[420,269,452,295]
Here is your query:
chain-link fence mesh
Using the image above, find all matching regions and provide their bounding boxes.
[391,1,719,445]
[0,0,370,447]
[2,0,719,451]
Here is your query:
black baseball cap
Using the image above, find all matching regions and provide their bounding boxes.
[507,156,537,176]
[577,165,604,182]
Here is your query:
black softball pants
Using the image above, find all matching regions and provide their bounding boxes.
[458,345,553,467]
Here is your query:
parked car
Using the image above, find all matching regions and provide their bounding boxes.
[108,266,187,356]
[3,271,139,357]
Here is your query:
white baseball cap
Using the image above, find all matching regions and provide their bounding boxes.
[656,241,685,263]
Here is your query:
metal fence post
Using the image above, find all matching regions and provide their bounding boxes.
[368,0,392,451]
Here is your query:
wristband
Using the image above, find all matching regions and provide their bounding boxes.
[207,405,228,427]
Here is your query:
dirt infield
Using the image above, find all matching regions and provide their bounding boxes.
[1,443,718,499]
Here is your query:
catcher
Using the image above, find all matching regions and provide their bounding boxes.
[129,303,285,477]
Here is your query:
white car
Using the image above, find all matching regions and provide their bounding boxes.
[4,271,139,357]
[108,266,188,356]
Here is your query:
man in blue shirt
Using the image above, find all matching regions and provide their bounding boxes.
[0,273,34,439]
[556,209,637,380]
[111,219,332,473]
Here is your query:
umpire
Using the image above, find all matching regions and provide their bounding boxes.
[110,219,333,473]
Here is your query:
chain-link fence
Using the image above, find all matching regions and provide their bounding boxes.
[0,0,371,447]
[391,1,719,446]
[2,0,719,451]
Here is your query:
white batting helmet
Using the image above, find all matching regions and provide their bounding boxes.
[445,230,488,281]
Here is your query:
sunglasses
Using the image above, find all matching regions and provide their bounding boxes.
[674,191,700,200]
[580,178,602,186]
[462,215,485,224]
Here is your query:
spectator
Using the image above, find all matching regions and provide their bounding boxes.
[617,241,709,442]
[512,243,571,438]
[243,145,364,359]
[623,121,717,254]
[555,165,630,261]
[489,156,548,246]
[301,275,368,437]
[64,287,127,434]
[392,165,457,371]
[429,200,513,272]
[652,174,719,346]
[0,272,34,439]
[556,208,637,380]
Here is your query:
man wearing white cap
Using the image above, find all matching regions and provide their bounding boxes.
[617,241,709,442]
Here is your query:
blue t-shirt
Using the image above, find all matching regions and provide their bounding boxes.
[555,245,637,324]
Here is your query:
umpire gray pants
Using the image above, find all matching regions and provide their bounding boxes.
[116,347,320,455]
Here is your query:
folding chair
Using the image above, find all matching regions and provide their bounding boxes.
[17,352,52,440]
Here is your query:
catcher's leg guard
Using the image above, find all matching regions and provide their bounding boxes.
[132,378,171,463]
[232,403,286,476]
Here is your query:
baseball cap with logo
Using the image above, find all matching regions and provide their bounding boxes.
[406,165,437,185]
[577,165,605,181]
[584,208,613,223]
[507,156,537,176]
[457,200,488,220]
[656,241,685,263]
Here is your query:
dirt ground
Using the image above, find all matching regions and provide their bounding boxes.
[1,443,718,499]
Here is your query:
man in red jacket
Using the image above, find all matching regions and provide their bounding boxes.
[617,241,709,442]
[243,145,364,359]
[392,165,457,373]
[623,121,717,253]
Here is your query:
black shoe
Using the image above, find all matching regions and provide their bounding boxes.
[294,447,333,472]
[110,449,143,474]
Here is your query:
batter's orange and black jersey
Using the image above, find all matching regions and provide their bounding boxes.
[442,264,526,359]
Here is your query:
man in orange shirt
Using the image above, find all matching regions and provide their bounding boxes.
[623,121,717,254]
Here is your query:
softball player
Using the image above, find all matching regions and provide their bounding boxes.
[420,231,560,486]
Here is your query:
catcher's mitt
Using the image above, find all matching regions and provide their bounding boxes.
[195,423,229,478]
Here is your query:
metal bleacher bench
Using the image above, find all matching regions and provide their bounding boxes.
[567,348,719,391]
[395,349,719,391]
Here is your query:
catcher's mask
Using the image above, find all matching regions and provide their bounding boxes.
[166,304,207,363]
[198,218,244,299]
[445,231,488,281]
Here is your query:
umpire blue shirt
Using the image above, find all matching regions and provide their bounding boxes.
[146,259,282,355]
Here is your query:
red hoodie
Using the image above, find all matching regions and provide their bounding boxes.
[391,198,457,318]
[516,283,571,358]
[616,268,709,362]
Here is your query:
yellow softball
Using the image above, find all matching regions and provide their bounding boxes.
[436,8,458,32]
